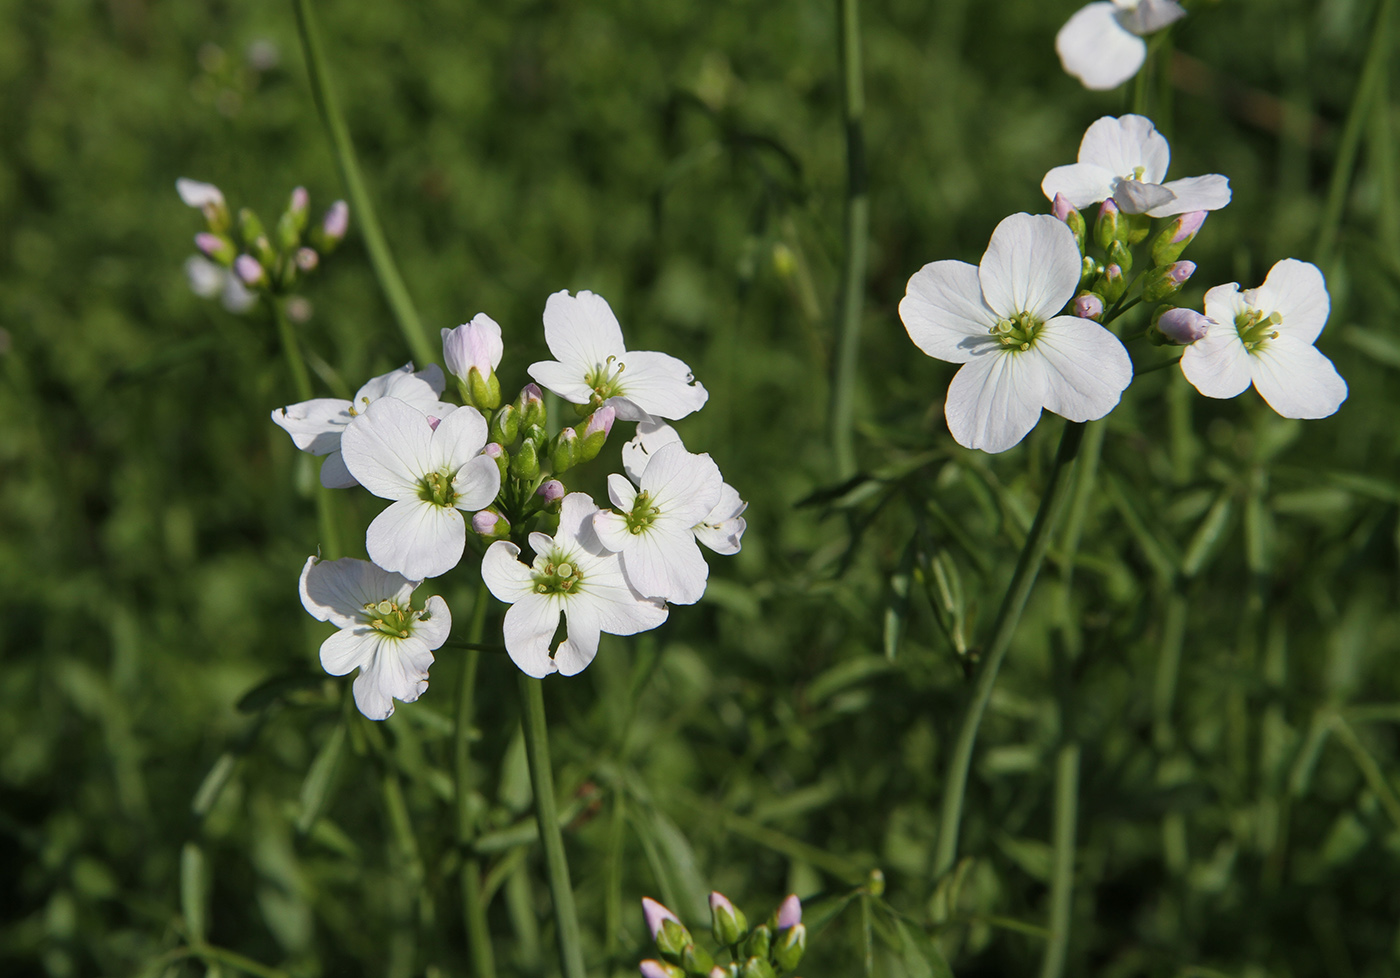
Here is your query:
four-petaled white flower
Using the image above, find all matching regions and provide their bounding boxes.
[1042,115,1231,218]
[1180,259,1347,419]
[1056,0,1185,91]
[528,289,709,422]
[341,397,501,579]
[899,213,1133,454]
[594,443,723,605]
[272,363,456,489]
[622,422,748,556]
[298,555,451,720]
[482,493,667,678]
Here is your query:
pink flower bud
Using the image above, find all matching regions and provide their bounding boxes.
[1072,293,1103,320]
[195,232,233,264]
[639,962,671,978]
[709,891,737,915]
[708,970,727,978]
[441,314,504,385]
[1166,260,1196,284]
[776,894,802,930]
[1156,307,1212,344]
[483,442,504,459]
[584,406,616,438]
[536,480,565,502]
[289,186,309,219]
[472,510,501,535]
[1172,211,1207,244]
[1052,193,1074,222]
[322,200,349,242]
[642,897,679,938]
[295,247,319,272]
[234,254,266,288]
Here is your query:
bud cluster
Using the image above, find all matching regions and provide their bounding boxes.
[639,894,807,978]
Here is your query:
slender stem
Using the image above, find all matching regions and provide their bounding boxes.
[932,421,1086,878]
[455,585,496,978]
[1153,592,1189,751]
[518,675,587,978]
[1038,744,1081,978]
[270,295,342,558]
[830,0,869,478]
[1056,419,1105,652]
[290,0,436,367]
[1316,0,1397,266]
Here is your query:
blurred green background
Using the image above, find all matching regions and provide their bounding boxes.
[4,0,1400,975]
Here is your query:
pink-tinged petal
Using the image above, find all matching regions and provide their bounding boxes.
[502,594,562,678]
[319,451,358,489]
[366,498,466,580]
[1079,115,1169,183]
[1147,175,1232,217]
[607,472,639,511]
[979,214,1082,321]
[1040,163,1119,210]
[300,555,418,629]
[319,628,378,677]
[642,898,681,938]
[414,594,453,650]
[776,894,802,930]
[451,455,502,512]
[441,314,504,380]
[1251,259,1330,345]
[622,422,683,484]
[482,541,540,603]
[1033,317,1134,422]
[1055,6,1146,91]
[272,399,353,455]
[527,359,596,405]
[341,397,435,500]
[1112,179,1177,214]
[614,350,709,421]
[428,405,489,473]
[542,289,627,373]
[621,526,709,605]
[1180,318,1254,400]
[900,260,999,364]
[1249,337,1348,419]
[944,349,1048,454]
[640,445,723,524]
[593,510,632,554]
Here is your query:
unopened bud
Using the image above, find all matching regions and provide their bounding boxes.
[709,969,729,978]
[1095,263,1126,305]
[176,178,230,233]
[536,480,565,503]
[1052,194,1086,254]
[574,406,615,465]
[642,897,680,939]
[550,427,580,473]
[681,944,715,974]
[295,247,319,273]
[1107,238,1132,273]
[1094,198,1122,250]
[743,924,771,960]
[234,254,267,289]
[517,383,546,430]
[289,186,310,229]
[772,923,807,972]
[195,232,235,265]
[710,892,748,946]
[511,437,540,483]
[656,918,693,960]
[740,957,777,978]
[315,200,349,252]
[1072,292,1103,321]
[237,208,267,250]
[1142,260,1195,302]
[483,442,509,481]
[1152,210,1207,265]
[443,315,505,409]
[639,961,683,978]
[488,404,519,446]
[1079,255,1100,291]
[472,510,508,538]
[775,894,802,931]
[1153,306,1213,345]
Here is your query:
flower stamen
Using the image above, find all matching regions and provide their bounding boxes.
[989,312,1044,351]
[1235,309,1283,352]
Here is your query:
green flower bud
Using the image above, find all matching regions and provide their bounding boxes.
[550,427,580,473]
[1142,261,1196,303]
[238,208,267,250]
[740,957,777,978]
[709,892,748,947]
[516,384,546,430]
[771,923,806,973]
[1094,198,1121,250]
[489,404,519,447]
[511,437,540,482]
[1106,239,1132,274]
[1079,255,1100,291]
[656,918,693,960]
[1151,211,1207,266]
[466,366,503,412]
[1052,194,1086,255]
[1094,264,1127,306]
[682,943,715,974]
[743,925,771,960]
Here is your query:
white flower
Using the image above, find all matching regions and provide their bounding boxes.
[622,422,748,556]
[1056,0,1185,91]
[481,492,667,678]
[442,314,504,387]
[899,213,1133,454]
[1041,115,1231,218]
[176,178,226,211]
[594,444,723,605]
[340,397,501,579]
[528,290,708,422]
[1180,259,1347,419]
[184,256,257,313]
[298,555,451,720]
[271,363,456,489]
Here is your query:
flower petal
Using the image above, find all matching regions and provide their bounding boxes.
[320,628,378,677]
[639,445,723,525]
[555,492,603,551]
[1249,336,1348,419]
[621,422,683,484]
[554,599,603,677]
[341,397,435,500]
[527,359,596,405]
[1252,259,1330,345]
[620,526,710,605]
[1112,178,1177,214]
[357,362,447,404]
[502,594,562,678]
[414,594,453,650]
[542,289,627,372]
[451,455,502,513]
[319,451,358,489]
[300,555,418,629]
[694,514,746,556]
[900,260,999,364]
[482,541,539,602]
[351,636,434,720]
[272,399,352,455]
[1179,313,1254,399]
[607,472,639,511]
[1118,0,1186,34]
[574,555,669,637]
[1079,114,1169,183]
[366,498,466,580]
[944,348,1048,454]
[614,350,709,421]
[979,214,1081,321]
[593,510,632,554]
[1033,317,1134,422]
[1040,163,1119,210]
[1055,5,1147,91]
[1147,175,1232,217]
[428,405,488,473]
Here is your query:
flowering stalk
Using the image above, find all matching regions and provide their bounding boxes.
[1038,743,1081,978]
[290,0,436,368]
[518,675,587,978]
[932,420,1086,879]
[455,585,497,978]
[830,0,869,478]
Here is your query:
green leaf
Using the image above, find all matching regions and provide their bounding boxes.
[296,722,345,834]
[895,919,955,978]
[883,540,917,660]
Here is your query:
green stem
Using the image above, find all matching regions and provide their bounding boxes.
[1037,744,1081,978]
[1315,0,1397,267]
[1056,419,1105,652]
[932,421,1086,879]
[290,0,436,367]
[830,0,869,478]
[456,585,496,978]
[518,675,587,978]
[270,295,341,558]
[1153,592,1189,751]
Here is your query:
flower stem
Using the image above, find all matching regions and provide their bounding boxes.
[932,420,1086,879]
[270,295,341,558]
[290,0,437,368]
[1037,743,1081,978]
[456,585,496,978]
[517,675,587,978]
[830,0,869,478]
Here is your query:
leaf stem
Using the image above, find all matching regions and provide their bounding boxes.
[456,585,496,978]
[1037,743,1080,978]
[932,421,1086,879]
[290,0,436,366]
[830,0,869,478]
[518,675,587,978]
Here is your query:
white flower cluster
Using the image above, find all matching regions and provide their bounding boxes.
[899,114,1345,454]
[275,290,746,717]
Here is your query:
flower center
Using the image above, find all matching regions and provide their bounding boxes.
[1235,308,1282,352]
[418,469,459,507]
[583,356,628,409]
[361,599,426,640]
[624,491,661,534]
[990,312,1044,352]
[532,550,584,595]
